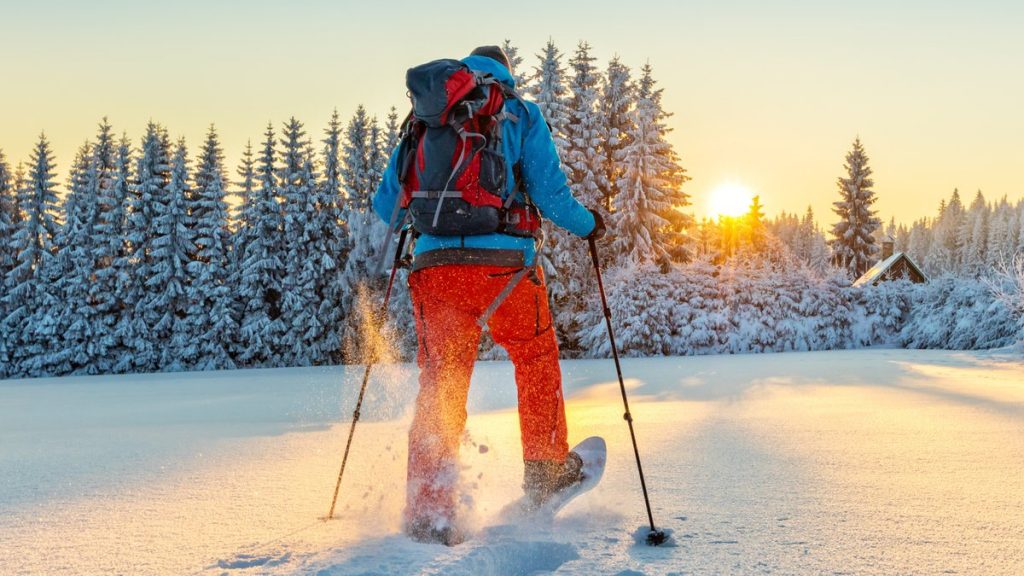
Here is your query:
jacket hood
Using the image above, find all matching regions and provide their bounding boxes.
[462,55,516,89]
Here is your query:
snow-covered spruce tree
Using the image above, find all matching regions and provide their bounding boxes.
[188,126,237,370]
[296,141,344,365]
[611,99,671,266]
[116,123,171,372]
[323,109,350,241]
[745,195,766,248]
[91,134,132,373]
[883,216,896,241]
[339,107,373,258]
[316,110,350,364]
[341,106,373,214]
[4,135,61,377]
[47,141,102,375]
[907,218,932,267]
[276,118,319,366]
[339,105,390,362]
[51,122,119,376]
[501,39,532,94]
[337,106,417,361]
[531,39,572,165]
[235,124,286,367]
[149,138,197,372]
[229,140,257,327]
[986,197,1014,268]
[0,149,15,229]
[693,218,721,263]
[541,42,607,354]
[801,207,832,274]
[232,141,257,258]
[639,63,691,262]
[383,106,402,155]
[769,211,800,254]
[958,190,988,277]
[829,137,881,277]
[598,56,634,213]
[1016,201,1024,254]
[565,41,605,209]
[367,116,386,193]
[894,222,910,252]
[530,40,574,324]
[78,121,120,372]
[371,113,417,361]
[1004,198,1020,256]
[925,190,964,276]
[0,150,18,376]
[771,210,805,263]
[611,63,692,267]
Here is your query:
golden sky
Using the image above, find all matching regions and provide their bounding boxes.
[1,0,1021,224]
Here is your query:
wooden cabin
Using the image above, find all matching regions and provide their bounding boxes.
[853,237,928,287]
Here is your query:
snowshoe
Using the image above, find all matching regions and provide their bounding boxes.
[502,436,607,520]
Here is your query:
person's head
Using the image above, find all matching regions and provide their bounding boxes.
[470,45,511,72]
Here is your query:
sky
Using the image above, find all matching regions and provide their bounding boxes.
[1,0,1022,225]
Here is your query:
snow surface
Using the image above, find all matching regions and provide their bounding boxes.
[2,349,1024,575]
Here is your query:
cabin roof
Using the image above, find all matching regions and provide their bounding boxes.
[853,252,928,287]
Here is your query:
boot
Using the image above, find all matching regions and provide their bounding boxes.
[405,516,466,547]
[523,451,584,507]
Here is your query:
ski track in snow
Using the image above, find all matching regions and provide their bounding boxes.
[2,349,1024,575]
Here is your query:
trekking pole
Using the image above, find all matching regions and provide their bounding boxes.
[587,237,668,546]
[325,226,410,521]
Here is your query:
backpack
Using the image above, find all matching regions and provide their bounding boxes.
[390,59,541,239]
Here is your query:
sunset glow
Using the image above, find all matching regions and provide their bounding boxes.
[708,181,755,218]
[2,1,1022,224]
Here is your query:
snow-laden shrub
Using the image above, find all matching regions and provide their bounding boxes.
[575,260,1016,359]
[851,280,912,346]
[807,272,855,350]
[579,260,843,356]
[578,261,677,357]
[669,260,728,355]
[898,276,1018,350]
[985,255,1024,351]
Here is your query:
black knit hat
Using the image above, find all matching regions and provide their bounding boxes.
[470,45,512,71]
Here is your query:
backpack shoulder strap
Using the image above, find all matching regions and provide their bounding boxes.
[497,84,530,124]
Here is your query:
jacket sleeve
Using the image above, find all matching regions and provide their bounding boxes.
[519,104,596,238]
[372,145,404,224]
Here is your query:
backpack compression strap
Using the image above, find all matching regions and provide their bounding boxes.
[428,75,502,229]
[375,111,419,275]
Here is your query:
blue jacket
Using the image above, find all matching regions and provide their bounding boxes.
[372,55,596,267]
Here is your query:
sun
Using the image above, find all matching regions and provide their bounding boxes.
[708,181,754,218]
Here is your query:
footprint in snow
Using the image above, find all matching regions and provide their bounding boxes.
[216,551,292,570]
[423,539,579,575]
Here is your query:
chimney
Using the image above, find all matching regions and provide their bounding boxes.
[882,236,894,260]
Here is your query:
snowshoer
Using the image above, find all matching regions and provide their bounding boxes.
[372,45,605,546]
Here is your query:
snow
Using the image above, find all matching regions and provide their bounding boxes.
[2,349,1023,575]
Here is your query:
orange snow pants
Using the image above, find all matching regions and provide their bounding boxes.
[405,263,569,526]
